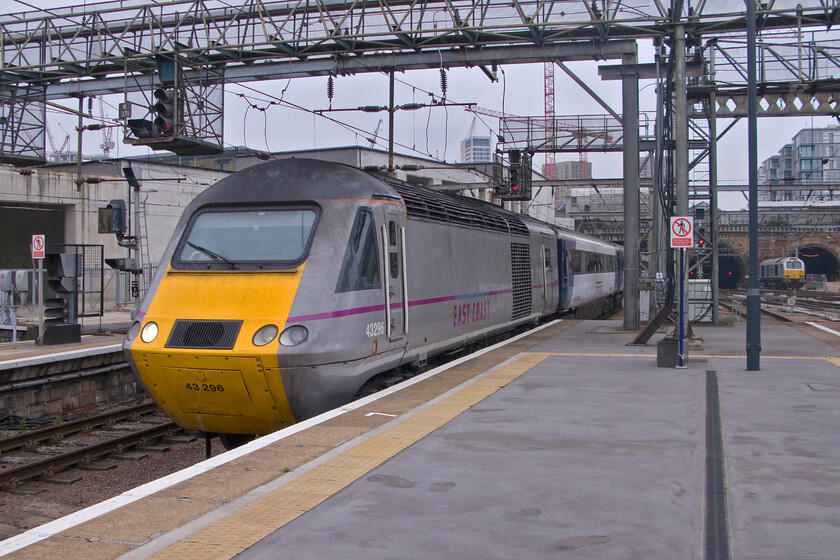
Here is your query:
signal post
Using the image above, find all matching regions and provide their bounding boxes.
[670,217,693,369]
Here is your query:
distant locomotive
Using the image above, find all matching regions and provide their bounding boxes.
[759,256,806,289]
[123,159,623,448]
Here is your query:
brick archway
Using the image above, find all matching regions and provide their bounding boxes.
[795,243,840,281]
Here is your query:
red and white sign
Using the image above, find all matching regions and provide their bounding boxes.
[31,234,45,259]
[670,217,693,248]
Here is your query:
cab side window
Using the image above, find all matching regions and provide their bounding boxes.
[336,209,380,292]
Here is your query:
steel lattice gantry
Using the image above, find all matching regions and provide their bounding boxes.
[1,0,839,96]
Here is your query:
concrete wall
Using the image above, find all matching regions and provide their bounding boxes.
[0,161,230,309]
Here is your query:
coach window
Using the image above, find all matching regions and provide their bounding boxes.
[388,220,399,279]
[544,248,551,271]
[571,250,583,274]
[336,208,380,292]
[388,221,397,246]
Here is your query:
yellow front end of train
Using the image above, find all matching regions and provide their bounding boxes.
[126,267,303,435]
[784,268,805,283]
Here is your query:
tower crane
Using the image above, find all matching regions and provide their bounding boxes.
[98,98,116,158]
[544,62,557,180]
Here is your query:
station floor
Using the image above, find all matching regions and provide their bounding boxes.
[2,317,840,559]
[0,311,131,367]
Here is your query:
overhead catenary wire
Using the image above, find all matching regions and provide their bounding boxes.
[228,80,493,186]
[230,78,472,167]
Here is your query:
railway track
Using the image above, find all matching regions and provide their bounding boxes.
[0,402,181,489]
[721,289,840,322]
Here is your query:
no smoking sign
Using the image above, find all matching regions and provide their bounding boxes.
[670,217,693,248]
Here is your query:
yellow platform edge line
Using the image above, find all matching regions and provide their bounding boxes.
[148,352,549,559]
[538,352,832,361]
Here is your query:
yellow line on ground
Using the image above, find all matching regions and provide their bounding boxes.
[539,352,653,358]
[701,355,831,360]
[148,352,551,560]
[539,352,833,361]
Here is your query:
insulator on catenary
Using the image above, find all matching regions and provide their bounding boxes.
[440,68,447,95]
[327,76,334,100]
[359,105,386,112]
[398,103,425,111]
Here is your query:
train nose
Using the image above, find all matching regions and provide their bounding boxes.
[125,267,307,435]
[126,318,297,435]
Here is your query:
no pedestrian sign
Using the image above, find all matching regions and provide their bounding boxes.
[32,234,45,259]
[670,217,693,248]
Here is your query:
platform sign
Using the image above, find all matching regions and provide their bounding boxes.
[31,234,45,259]
[670,217,693,248]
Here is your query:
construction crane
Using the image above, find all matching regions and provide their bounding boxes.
[45,122,70,155]
[366,118,383,147]
[544,62,557,180]
[98,98,116,158]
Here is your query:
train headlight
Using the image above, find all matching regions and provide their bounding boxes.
[279,325,309,346]
[252,324,279,347]
[140,321,159,343]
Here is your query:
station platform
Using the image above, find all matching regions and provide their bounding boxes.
[2,318,840,559]
[0,311,132,369]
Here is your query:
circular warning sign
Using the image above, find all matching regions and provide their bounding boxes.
[670,217,693,248]
[31,234,46,259]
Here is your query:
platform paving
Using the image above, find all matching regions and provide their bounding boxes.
[232,320,840,559]
[3,318,840,560]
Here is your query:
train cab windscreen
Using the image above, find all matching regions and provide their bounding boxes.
[174,207,319,269]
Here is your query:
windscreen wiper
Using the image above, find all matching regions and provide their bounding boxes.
[187,241,238,269]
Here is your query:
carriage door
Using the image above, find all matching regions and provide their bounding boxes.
[558,238,569,308]
[542,241,557,313]
[381,209,408,341]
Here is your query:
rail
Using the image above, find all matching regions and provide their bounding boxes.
[0,403,178,488]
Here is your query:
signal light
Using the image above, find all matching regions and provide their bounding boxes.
[509,164,520,193]
[127,118,156,139]
[153,88,176,136]
[499,149,532,201]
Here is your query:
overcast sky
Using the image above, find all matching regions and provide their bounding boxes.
[11,0,837,211]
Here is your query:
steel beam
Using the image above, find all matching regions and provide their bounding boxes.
[622,49,640,331]
[674,25,689,218]
[45,41,637,100]
[714,86,840,117]
[709,86,720,326]
[746,0,762,370]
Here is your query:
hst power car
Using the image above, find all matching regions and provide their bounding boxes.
[123,158,622,447]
